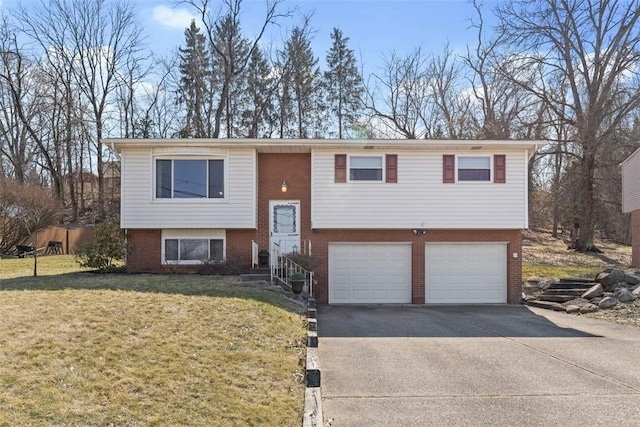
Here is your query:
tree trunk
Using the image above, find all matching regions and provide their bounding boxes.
[574,153,601,252]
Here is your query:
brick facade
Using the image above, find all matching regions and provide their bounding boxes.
[632,210,640,267]
[124,152,524,304]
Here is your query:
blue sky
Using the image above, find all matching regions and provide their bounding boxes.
[140,0,500,71]
[1,0,499,71]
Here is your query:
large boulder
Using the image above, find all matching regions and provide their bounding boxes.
[580,304,599,314]
[582,283,604,300]
[595,269,626,292]
[565,305,581,314]
[614,288,637,303]
[633,286,640,298]
[599,296,618,309]
[623,273,640,286]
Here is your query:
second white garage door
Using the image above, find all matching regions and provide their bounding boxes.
[329,243,412,304]
[425,243,507,304]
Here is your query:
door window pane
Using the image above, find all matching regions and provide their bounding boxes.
[273,205,296,233]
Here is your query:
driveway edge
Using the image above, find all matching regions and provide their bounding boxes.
[303,298,323,427]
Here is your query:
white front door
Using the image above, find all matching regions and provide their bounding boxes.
[269,201,301,260]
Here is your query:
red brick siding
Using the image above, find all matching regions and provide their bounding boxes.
[126,229,162,273]
[124,152,524,304]
[632,210,640,267]
[255,153,313,251]
[308,229,522,305]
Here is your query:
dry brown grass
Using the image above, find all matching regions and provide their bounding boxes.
[0,258,306,426]
[522,230,632,279]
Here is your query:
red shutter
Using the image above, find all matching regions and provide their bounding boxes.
[386,154,398,183]
[494,154,506,183]
[335,154,347,183]
[443,155,455,183]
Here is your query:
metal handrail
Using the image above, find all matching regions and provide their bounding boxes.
[251,240,259,268]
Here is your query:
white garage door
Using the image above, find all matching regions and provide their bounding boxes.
[329,243,412,304]
[425,243,507,304]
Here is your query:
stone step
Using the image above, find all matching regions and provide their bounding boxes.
[537,294,576,303]
[543,288,589,297]
[525,300,566,311]
[546,281,596,290]
[250,267,271,275]
[238,273,271,282]
[559,277,596,283]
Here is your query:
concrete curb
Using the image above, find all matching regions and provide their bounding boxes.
[302,297,323,427]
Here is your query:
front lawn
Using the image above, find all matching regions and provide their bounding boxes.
[0,257,306,426]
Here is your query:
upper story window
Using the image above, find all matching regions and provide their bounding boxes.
[156,159,224,199]
[349,156,383,181]
[457,156,491,182]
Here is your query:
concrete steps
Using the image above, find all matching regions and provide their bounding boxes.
[238,267,271,282]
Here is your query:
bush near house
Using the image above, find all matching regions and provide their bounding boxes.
[75,222,126,272]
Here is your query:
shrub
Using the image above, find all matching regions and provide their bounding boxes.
[76,222,126,272]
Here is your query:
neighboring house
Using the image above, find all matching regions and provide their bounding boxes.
[622,148,640,267]
[106,138,540,305]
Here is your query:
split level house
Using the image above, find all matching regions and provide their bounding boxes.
[106,138,541,305]
[622,147,640,267]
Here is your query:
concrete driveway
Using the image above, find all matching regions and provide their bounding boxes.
[318,305,640,426]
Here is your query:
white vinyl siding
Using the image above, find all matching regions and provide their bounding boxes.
[121,148,256,229]
[312,149,528,229]
[622,148,640,213]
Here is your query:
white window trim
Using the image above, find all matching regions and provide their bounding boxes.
[455,155,493,183]
[152,155,228,201]
[160,229,226,265]
[347,154,385,182]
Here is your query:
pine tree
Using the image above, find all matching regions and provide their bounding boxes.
[281,25,322,138]
[210,14,249,138]
[239,48,278,138]
[177,20,210,137]
[324,28,363,139]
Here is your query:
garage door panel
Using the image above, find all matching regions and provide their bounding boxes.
[426,243,507,304]
[329,243,412,304]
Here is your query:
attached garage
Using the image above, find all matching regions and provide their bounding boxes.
[425,243,507,304]
[329,243,412,304]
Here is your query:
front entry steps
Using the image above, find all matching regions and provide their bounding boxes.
[238,267,271,282]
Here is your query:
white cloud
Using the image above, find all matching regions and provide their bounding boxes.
[152,5,197,30]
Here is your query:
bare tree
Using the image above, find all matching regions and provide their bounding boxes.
[365,48,431,139]
[464,0,536,140]
[497,0,640,252]
[179,0,289,138]
[17,0,144,220]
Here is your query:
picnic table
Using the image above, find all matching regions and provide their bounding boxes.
[45,241,63,255]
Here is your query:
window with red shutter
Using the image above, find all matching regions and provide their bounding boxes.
[443,155,455,183]
[494,154,506,183]
[386,154,397,183]
[335,154,346,183]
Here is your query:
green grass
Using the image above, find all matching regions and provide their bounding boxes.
[522,264,603,280]
[0,257,306,426]
[0,255,91,279]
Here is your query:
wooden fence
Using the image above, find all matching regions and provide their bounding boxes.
[29,225,96,255]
